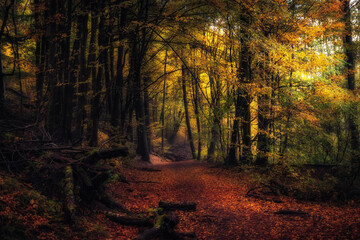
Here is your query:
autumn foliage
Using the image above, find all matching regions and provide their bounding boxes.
[1,0,360,239]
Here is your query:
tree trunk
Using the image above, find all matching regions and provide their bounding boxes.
[144,80,152,151]
[111,7,127,127]
[46,0,61,137]
[0,48,4,117]
[0,0,15,117]
[181,64,196,159]
[161,49,167,152]
[226,91,240,166]
[34,0,43,115]
[75,7,89,140]
[85,8,99,143]
[343,0,360,171]
[193,69,202,160]
[130,0,152,162]
[61,0,73,143]
[238,36,252,164]
[104,31,112,116]
[129,28,150,161]
[89,2,108,147]
[207,74,221,162]
[256,94,270,165]
[133,69,150,161]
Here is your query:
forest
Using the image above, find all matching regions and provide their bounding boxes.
[1,0,360,239]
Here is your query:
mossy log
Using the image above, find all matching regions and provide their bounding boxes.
[60,147,129,217]
[136,212,195,240]
[83,147,129,164]
[108,206,196,240]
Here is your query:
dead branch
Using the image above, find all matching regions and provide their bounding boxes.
[159,200,196,211]
[274,209,308,215]
[106,212,152,227]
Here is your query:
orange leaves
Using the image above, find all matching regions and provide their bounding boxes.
[101,161,360,239]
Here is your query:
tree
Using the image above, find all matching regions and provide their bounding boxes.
[343,0,360,178]
[0,0,15,117]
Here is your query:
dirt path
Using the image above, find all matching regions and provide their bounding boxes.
[104,160,360,239]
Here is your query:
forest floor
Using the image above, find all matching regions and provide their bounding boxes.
[89,159,360,240]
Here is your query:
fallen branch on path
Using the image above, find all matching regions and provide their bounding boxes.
[274,209,308,215]
[159,200,197,211]
[107,200,197,239]
[106,212,152,227]
[133,167,162,172]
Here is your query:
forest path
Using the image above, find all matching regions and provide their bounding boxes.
[105,160,360,239]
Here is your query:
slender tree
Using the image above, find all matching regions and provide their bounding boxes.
[343,0,360,173]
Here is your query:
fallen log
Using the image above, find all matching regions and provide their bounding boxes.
[83,147,129,164]
[133,167,162,172]
[274,209,307,215]
[96,187,129,212]
[159,200,196,211]
[6,87,30,99]
[136,213,178,240]
[108,204,197,240]
[106,212,152,227]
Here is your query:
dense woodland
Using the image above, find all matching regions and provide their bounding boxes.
[1,0,360,239]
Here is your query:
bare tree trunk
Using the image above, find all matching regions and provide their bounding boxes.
[75,5,89,140]
[226,91,240,165]
[343,0,360,174]
[0,0,15,117]
[61,0,73,142]
[193,70,201,160]
[160,49,167,152]
[144,80,151,151]
[89,1,106,146]
[181,64,196,159]
[256,93,269,165]
[34,0,43,115]
[0,48,4,117]
[238,36,252,164]
[46,0,61,137]
[207,73,221,162]
[111,7,127,128]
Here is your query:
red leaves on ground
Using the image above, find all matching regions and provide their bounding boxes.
[100,161,359,239]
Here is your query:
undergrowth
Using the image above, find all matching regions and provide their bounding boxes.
[246,163,360,203]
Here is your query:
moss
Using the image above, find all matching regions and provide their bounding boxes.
[4,132,14,140]
[88,148,99,156]
[154,214,167,229]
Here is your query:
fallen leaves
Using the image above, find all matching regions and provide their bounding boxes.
[95,160,360,239]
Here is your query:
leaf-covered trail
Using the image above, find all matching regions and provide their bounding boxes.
[102,160,360,239]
